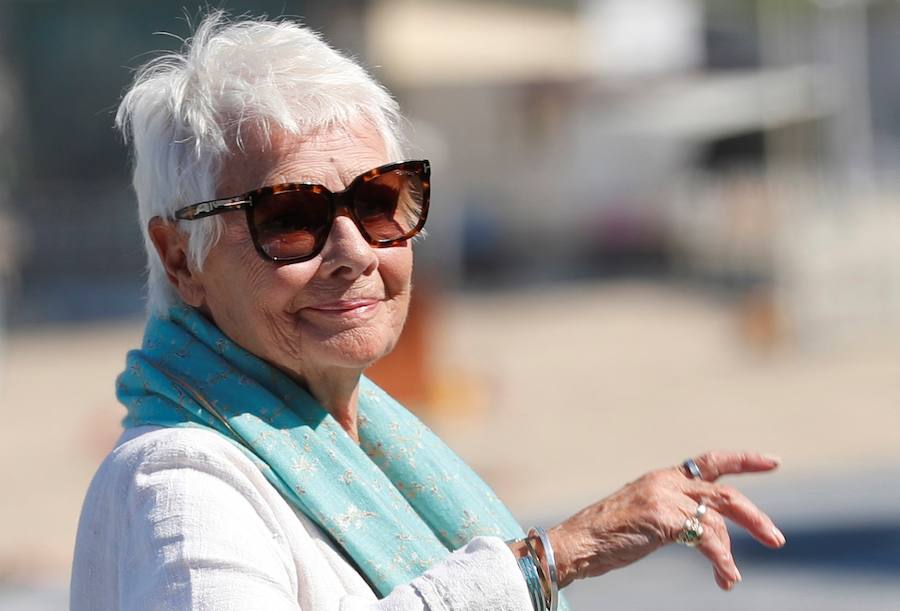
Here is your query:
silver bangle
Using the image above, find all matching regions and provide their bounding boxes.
[517,555,546,611]
[523,537,549,610]
[528,527,559,611]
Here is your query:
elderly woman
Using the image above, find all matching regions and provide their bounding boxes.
[70,13,785,611]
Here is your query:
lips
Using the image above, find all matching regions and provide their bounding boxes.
[302,299,382,319]
[308,299,378,311]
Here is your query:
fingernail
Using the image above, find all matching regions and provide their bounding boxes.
[763,454,782,464]
[734,568,743,582]
[773,526,786,546]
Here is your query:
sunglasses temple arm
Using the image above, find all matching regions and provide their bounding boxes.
[176,197,250,220]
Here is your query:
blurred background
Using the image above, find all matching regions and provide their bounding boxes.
[1,0,899,609]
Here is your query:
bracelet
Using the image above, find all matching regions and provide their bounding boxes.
[524,536,551,608]
[527,527,559,611]
[516,555,546,611]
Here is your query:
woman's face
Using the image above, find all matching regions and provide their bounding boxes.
[187,124,413,384]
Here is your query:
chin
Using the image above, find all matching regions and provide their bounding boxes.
[314,327,399,370]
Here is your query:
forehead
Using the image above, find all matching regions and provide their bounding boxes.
[218,123,390,196]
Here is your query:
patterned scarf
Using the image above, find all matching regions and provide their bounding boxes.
[118,306,559,602]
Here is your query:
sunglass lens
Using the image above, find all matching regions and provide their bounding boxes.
[251,189,331,260]
[355,169,425,242]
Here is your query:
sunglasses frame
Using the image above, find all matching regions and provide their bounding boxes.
[174,159,430,263]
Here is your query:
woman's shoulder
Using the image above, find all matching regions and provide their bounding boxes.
[84,425,276,515]
[108,425,253,474]
[77,424,302,555]
[72,429,311,608]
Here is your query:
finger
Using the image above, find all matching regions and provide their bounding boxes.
[693,451,781,481]
[670,501,740,589]
[693,509,741,589]
[714,568,733,591]
[686,482,786,548]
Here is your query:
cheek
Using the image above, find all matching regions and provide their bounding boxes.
[211,247,272,308]
[379,246,414,297]
[242,258,319,317]
[202,233,310,326]
[379,248,414,334]
[203,249,320,363]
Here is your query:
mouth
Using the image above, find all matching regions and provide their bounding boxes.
[302,299,382,319]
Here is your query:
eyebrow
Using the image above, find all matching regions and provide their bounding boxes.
[271,172,323,186]
[272,163,386,189]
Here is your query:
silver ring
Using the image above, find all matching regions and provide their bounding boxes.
[676,516,704,547]
[683,457,703,480]
[695,502,708,521]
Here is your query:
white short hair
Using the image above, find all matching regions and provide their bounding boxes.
[116,11,405,317]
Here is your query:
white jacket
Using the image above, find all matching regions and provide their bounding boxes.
[70,426,534,610]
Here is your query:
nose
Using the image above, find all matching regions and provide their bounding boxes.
[316,213,379,279]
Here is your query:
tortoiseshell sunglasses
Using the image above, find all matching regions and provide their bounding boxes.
[174,160,430,263]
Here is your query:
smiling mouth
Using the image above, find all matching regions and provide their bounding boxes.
[303,299,382,318]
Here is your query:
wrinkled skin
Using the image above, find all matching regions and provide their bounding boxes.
[522,450,785,591]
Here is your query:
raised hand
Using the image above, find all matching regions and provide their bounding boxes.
[547,451,785,591]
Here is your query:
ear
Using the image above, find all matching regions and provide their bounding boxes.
[147,217,206,308]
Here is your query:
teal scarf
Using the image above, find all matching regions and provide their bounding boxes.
[118,306,566,605]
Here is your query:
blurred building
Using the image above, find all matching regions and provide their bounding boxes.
[3,0,900,347]
[369,0,900,347]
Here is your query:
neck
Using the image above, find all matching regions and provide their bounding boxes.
[303,370,363,443]
[188,306,365,442]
